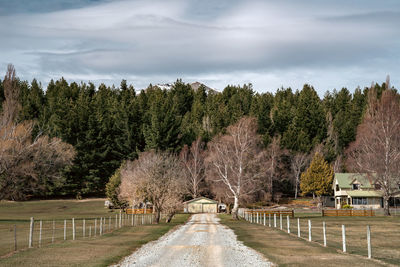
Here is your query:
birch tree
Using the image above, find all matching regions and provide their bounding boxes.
[180,138,205,198]
[346,88,400,215]
[206,117,265,219]
[291,152,309,199]
[265,136,282,198]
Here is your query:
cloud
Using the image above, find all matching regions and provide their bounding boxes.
[0,0,399,94]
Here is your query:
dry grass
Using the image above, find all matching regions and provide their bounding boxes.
[219,214,398,267]
[0,198,118,257]
[0,214,190,267]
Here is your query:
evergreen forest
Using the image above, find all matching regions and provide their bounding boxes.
[0,75,393,199]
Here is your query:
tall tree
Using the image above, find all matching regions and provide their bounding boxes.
[291,152,309,199]
[265,136,282,198]
[0,65,75,200]
[346,88,400,216]
[180,138,205,198]
[206,117,265,219]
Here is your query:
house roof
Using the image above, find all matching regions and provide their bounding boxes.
[347,191,383,197]
[335,173,375,189]
[183,197,218,204]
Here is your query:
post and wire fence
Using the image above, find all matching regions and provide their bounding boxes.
[240,209,374,260]
[0,212,154,257]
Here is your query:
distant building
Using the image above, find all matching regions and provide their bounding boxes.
[183,197,218,213]
[333,173,400,209]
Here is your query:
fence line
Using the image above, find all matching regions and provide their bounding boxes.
[241,209,374,260]
[0,213,155,258]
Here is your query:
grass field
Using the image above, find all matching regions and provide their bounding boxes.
[0,213,190,266]
[0,198,120,257]
[0,198,189,263]
[0,198,111,221]
[220,214,400,266]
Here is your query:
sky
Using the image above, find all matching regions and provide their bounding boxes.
[0,0,399,94]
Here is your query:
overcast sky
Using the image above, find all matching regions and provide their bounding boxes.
[0,0,399,94]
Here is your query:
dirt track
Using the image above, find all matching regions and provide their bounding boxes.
[115,213,271,267]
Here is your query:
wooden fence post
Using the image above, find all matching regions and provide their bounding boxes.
[287,216,290,233]
[39,220,42,247]
[64,219,66,240]
[83,219,86,237]
[323,221,326,247]
[52,220,55,243]
[99,217,102,236]
[367,225,371,259]
[269,214,271,227]
[342,225,346,252]
[14,224,17,251]
[263,213,266,226]
[115,214,118,229]
[94,218,97,236]
[308,220,312,241]
[131,214,134,226]
[119,211,122,228]
[297,218,300,238]
[89,225,92,238]
[72,218,75,240]
[280,214,283,230]
[29,217,34,248]
[274,214,277,228]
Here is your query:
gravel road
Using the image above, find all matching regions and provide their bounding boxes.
[114,213,271,267]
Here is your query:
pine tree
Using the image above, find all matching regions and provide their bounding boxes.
[105,164,128,208]
[300,152,333,200]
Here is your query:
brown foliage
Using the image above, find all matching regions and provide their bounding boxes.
[0,121,75,200]
[0,65,75,200]
[119,151,186,223]
[346,89,400,215]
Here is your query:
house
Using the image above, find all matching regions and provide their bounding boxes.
[183,197,218,213]
[333,173,383,209]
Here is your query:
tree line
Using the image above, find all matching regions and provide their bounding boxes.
[0,65,396,205]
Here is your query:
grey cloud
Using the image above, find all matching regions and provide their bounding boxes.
[0,0,399,93]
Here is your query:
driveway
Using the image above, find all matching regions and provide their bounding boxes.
[115,213,271,267]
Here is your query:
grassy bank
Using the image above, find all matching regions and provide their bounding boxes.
[0,213,190,266]
[219,214,394,267]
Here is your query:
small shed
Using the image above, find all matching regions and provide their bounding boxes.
[183,197,218,213]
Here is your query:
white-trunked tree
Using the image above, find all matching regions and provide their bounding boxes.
[206,117,266,219]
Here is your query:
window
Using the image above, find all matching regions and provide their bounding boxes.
[352,197,367,205]
[336,184,339,191]
[352,184,360,190]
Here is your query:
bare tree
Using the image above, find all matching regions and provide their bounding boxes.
[1,64,20,126]
[0,65,75,200]
[120,151,185,223]
[265,136,282,199]
[346,88,400,216]
[291,152,309,199]
[180,138,205,198]
[206,117,265,219]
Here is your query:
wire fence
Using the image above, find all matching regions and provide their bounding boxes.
[0,213,154,257]
[239,209,400,264]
